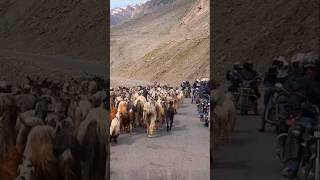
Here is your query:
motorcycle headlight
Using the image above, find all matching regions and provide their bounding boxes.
[302,133,312,142]
[292,129,301,137]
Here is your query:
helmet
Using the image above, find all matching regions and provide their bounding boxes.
[201,78,209,82]
[88,81,97,93]
[233,62,241,69]
[283,60,289,67]
[291,53,306,63]
[302,52,319,69]
[278,58,288,68]
[234,62,241,65]
[303,63,316,69]
[22,84,31,91]
[303,58,316,69]
[275,56,286,62]
[244,60,253,69]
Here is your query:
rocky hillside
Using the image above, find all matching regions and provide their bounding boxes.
[111,0,209,85]
[0,0,108,61]
[211,0,320,82]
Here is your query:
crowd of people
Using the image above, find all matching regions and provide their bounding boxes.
[225,51,320,179]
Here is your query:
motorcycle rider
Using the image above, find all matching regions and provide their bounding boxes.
[280,56,320,179]
[181,80,191,97]
[240,61,261,113]
[199,78,210,98]
[259,57,289,132]
[187,81,192,97]
[181,81,186,90]
[226,62,243,92]
[192,80,198,89]
[186,81,190,87]
[198,78,210,124]
[277,57,289,83]
[192,79,201,103]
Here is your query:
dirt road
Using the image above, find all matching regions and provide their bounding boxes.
[212,112,286,180]
[110,98,210,180]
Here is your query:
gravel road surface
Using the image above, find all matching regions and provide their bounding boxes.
[110,98,210,180]
[212,113,288,180]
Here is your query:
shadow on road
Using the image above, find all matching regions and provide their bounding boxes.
[112,122,187,145]
[213,160,250,169]
[222,136,257,147]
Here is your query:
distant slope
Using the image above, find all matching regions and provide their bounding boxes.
[0,0,108,61]
[111,0,209,85]
[211,0,320,82]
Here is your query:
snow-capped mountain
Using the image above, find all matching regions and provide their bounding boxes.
[110,4,143,26]
[110,0,177,26]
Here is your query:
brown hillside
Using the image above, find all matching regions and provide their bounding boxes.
[0,0,108,61]
[211,0,320,82]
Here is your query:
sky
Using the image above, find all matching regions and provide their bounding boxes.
[110,0,149,9]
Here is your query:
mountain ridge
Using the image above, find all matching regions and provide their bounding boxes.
[211,0,319,82]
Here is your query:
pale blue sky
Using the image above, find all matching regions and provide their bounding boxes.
[110,0,148,9]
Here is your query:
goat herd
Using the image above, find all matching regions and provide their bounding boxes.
[109,83,185,141]
[0,76,189,180]
[0,65,243,178]
[211,89,237,163]
[0,75,109,180]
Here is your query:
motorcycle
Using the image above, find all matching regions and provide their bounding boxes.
[275,97,320,179]
[275,92,309,163]
[235,78,260,115]
[264,83,290,132]
[193,88,201,105]
[183,87,191,98]
[198,95,210,127]
[297,104,320,180]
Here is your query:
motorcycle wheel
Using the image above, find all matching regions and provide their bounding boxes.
[275,133,288,163]
[297,159,314,180]
[253,103,259,115]
[240,95,247,115]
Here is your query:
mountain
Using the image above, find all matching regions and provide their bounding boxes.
[0,0,108,61]
[110,0,178,27]
[111,4,141,26]
[111,0,210,85]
